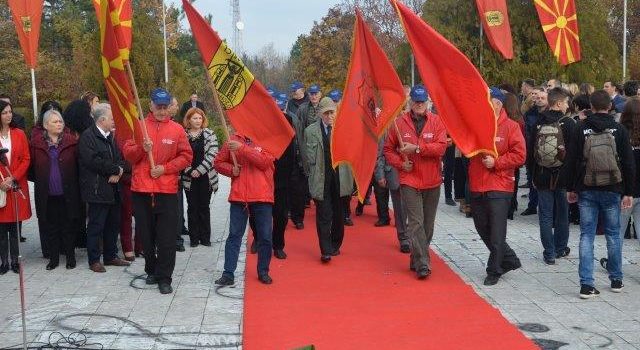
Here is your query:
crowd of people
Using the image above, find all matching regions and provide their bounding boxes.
[0,77,638,298]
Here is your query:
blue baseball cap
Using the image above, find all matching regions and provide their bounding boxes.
[275,97,287,111]
[308,84,321,94]
[266,86,278,97]
[290,81,304,92]
[410,85,428,102]
[278,92,288,101]
[150,88,172,105]
[328,89,342,102]
[489,86,506,104]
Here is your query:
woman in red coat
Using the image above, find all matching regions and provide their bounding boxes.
[0,100,31,274]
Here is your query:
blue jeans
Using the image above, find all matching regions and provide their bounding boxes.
[223,202,273,279]
[538,189,569,260]
[578,191,623,286]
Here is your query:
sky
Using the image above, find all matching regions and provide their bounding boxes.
[172,1,343,56]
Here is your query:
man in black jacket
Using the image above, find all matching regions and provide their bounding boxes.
[179,93,206,122]
[566,90,635,299]
[528,88,575,265]
[79,103,130,272]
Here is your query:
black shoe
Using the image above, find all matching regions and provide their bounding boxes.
[556,247,570,259]
[0,263,8,274]
[201,241,212,247]
[215,275,235,286]
[543,257,556,265]
[344,217,354,226]
[321,255,332,263]
[20,235,26,243]
[295,222,304,230]
[445,198,456,206]
[507,213,514,220]
[400,244,410,254]
[274,249,287,259]
[611,280,624,293]
[46,261,58,270]
[158,283,173,294]
[190,241,199,248]
[145,275,158,285]
[521,208,537,216]
[66,257,76,270]
[374,220,390,227]
[250,241,258,254]
[258,274,273,284]
[483,275,500,286]
[176,244,185,252]
[417,268,431,280]
[579,284,600,299]
[355,206,364,216]
[10,262,18,274]
[330,249,340,256]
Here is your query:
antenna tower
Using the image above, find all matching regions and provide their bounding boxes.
[230,0,243,54]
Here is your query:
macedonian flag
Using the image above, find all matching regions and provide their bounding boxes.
[534,0,581,65]
[95,0,140,144]
[93,0,132,61]
[332,9,405,203]
[182,0,294,158]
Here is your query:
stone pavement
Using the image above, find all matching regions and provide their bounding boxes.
[0,176,639,349]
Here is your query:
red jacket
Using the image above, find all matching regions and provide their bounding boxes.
[469,110,526,193]
[122,114,192,194]
[214,134,275,204]
[384,112,447,190]
[0,128,31,222]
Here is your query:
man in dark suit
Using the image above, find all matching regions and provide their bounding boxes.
[179,93,206,122]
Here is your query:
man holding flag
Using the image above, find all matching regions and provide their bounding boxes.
[384,86,447,279]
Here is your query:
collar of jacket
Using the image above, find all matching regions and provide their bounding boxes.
[146,112,171,124]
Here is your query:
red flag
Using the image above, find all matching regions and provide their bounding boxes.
[332,10,405,202]
[95,0,140,144]
[182,0,294,158]
[7,0,44,69]
[475,0,514,59]
[93,0,133,61]
[534,0,581,65]
[391,0,497,158]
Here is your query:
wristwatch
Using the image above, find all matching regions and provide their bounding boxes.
[415,147,420,154]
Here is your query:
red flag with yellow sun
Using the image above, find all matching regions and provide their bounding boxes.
[534,0,581,65]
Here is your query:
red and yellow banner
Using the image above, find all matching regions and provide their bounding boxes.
[93,0,132,61]
[95,0,140,144]
[391,0,497,158]
[332,10,405,203]
[534,0,581,65]
[8,0,44,69]
[475,0,513,59]
[182,0,294,158]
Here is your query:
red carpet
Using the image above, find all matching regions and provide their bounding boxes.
[243,204,537,350]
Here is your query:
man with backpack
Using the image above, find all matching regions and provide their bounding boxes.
[529,88,576,265]
[566,90,635,299]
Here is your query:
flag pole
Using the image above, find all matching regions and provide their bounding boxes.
[393,119,409,163]
[203,63,238,166]
[162,0,169,84]
[479,21,484,70]
[623,0,628,81]
[124,61,156,168]
[30,69,38,121]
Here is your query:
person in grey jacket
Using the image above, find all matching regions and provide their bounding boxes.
[375,135,409,253]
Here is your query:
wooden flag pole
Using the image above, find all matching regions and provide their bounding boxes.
[203,63,238,167]
[393,119,409,162]
[124,60,155,168]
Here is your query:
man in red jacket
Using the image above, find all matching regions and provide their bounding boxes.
[384,85,447,279]
[213,133,276,285]
[469,87,526,286]
[122,88,193,294]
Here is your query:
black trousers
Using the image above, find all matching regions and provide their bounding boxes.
[86,202,120,265]
[508,168,520,217]
[186,177,213,245]
[176,184,185,246]
[289,171,307,225]
[443,145,455,199]
[373,180,390,221]
[453,157,468,200]
[343,196,352,219]
[46,196,75,264]
[470,191,520,276]
[272,186,289,250]
[133,193,178,284]
[315,179,345,256]
[356,181,373,212]
[0,223,18,264]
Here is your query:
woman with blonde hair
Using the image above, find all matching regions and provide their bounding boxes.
[181,108,219,247]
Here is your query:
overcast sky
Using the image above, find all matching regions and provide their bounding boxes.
[172,1,343,55]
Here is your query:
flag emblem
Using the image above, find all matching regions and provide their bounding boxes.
[20,16,31,32]
[485,11,504,26]
[208,41,255,109]
[355,74,378,134]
